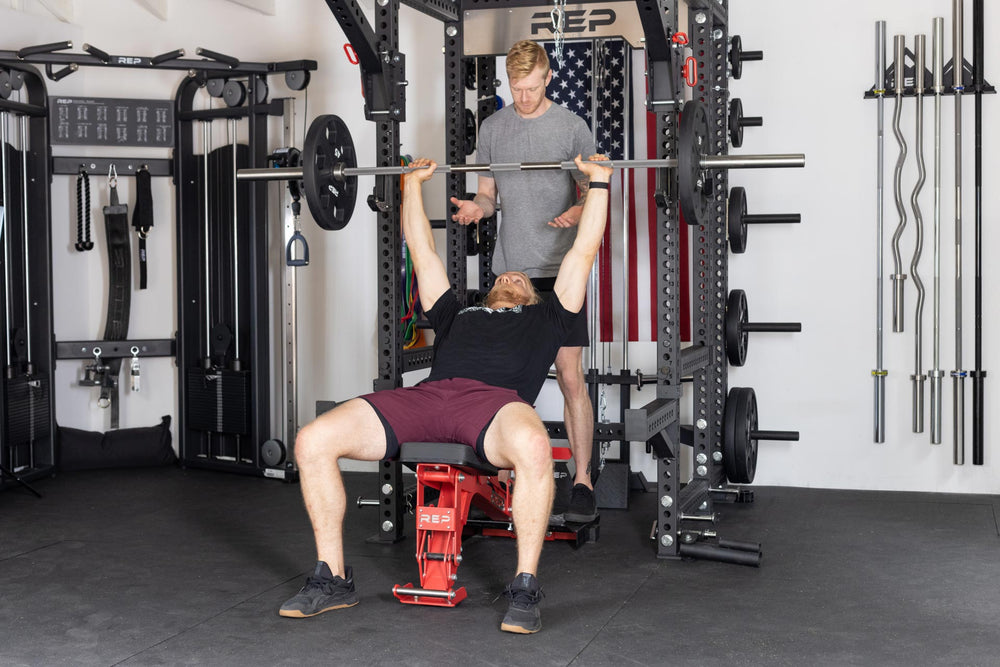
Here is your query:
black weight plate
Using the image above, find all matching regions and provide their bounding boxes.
[725,288,749,367]
[285,69,311,91]
[222,80,246,107]
[206,77,226,97]
[723,387,740,482]
[729,35,744,80]
[727,185,748,253]
[0,71,11,100]
[729,98,744,148]
[261,438,286,467]
[302,114,357,231]
[739,387,759,483]
[677,100,710,228]
[723,387,758,484]
[464,108,476,156]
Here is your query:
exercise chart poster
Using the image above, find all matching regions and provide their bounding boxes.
[49,97,174,147]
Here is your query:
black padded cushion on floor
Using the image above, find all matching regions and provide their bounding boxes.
[399,441,499,475]
[58,415,176,471]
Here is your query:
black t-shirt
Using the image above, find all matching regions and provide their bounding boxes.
[424,291,580,404]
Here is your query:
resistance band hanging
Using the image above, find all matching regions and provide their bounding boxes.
[75,167,93,251]
[131,165,153,289]
[99,164,132,428]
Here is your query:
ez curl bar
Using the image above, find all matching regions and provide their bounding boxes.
[235,100,805,231]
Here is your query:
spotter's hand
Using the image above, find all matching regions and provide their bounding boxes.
[450,197,484,226]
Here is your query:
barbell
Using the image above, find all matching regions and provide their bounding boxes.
[235,100,805,231]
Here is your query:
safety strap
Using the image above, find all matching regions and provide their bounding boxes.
[131,166,153,289]
[100,169,132,428]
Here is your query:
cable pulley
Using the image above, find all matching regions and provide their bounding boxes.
[237,100,805,232]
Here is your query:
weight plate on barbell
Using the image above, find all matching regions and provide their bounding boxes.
[302,114,357,231]
[677,100,711,228]
[723,386,758,484]
[725,288,749,367]
[727,186,749,254]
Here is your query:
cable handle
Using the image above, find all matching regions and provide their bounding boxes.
[286,230,309,267]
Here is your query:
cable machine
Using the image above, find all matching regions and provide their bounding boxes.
[1,42,316,483]
[0,61,55,494]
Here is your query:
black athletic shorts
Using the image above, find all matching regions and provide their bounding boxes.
[532,276,589,347]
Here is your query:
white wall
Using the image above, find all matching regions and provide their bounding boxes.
[728,0,998,493]
[4,0,997,493]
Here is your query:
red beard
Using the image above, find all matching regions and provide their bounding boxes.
[484,284,526,309]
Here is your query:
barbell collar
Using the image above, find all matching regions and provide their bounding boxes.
[237,153,806,184]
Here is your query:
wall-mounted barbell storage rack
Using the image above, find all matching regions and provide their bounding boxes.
[1,41,316,484]
[315,0,804,565]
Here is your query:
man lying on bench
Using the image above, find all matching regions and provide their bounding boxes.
[280,153,613,634]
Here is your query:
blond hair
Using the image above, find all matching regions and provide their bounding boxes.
[505,40,550,81]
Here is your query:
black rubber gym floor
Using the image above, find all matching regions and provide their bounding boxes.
[2,466,998,666]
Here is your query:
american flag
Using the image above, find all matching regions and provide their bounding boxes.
[544,39,691,343]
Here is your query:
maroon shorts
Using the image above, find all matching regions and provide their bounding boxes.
[360,377,528,464]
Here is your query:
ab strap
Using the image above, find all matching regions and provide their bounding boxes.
[131,166,153,289]
[99,165,132,428]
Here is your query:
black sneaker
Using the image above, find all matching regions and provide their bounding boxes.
[279,562,359,618]
[563,483,598,523]
[501,572,544,634]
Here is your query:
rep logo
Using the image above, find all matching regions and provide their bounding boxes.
[530,9,616,36]
[115,57,144,66]
[417,507,455,530]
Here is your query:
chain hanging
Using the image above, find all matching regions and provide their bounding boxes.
[550,0,567,70]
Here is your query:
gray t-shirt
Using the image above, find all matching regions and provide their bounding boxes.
[478,103,596,278]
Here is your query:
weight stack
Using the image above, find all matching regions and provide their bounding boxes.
[3,375,54,475]
[185,368,250,435]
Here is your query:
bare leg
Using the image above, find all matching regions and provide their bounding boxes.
[294,398,387,577]
[555,345,594,488]
[482,402,554,576]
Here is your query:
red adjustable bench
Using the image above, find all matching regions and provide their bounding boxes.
[391,441,599,607]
